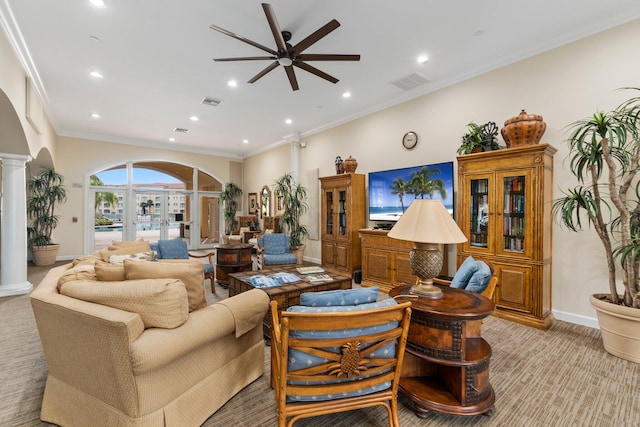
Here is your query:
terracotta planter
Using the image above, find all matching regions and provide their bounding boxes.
[31,244,60,266]
[501,109,546,148]
[590,294,640,363]
[293,244,306,265]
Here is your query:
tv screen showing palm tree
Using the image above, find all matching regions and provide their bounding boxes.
[368,161,454,222]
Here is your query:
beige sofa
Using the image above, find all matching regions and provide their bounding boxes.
[31,261,269,427]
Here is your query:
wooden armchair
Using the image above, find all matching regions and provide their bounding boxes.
[434,259,498,300]
[270,299,412,427]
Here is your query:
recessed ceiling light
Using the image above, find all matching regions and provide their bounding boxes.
[417,55,429,64]
[90,113,100,119]
[89,71,103,78]
[285,118,292,124]
[89,0,106,8]
[189,116,198,122]
[228,80,238,87]
[342,92,351,98]
[169,137,176,142]
[242,139,249,144]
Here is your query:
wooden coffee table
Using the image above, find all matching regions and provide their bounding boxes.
[228,265,352,339]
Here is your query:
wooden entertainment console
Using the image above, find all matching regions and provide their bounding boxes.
[359,229,447,293]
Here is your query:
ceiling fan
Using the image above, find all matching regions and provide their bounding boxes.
[210,3,360,91]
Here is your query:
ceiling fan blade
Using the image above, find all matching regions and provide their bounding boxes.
[262,3,288,53]
[294,62,339,84]
[213,56,276,62]
[248,61,280,84]
[298,54,361,62]
[291,19,340,55]
[210,24,277,55]
[284,66,299,91]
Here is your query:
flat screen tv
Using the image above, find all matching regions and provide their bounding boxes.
[368,161,455,222]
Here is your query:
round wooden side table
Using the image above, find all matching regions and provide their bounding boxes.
[389,284,495,417]
[215,243,253,288]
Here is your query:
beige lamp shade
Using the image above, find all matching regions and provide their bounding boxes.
[387,200,467,244]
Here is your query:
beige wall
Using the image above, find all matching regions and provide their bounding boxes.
[244,19,640,326]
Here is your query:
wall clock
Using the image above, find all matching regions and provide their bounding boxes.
[402,131,418,150]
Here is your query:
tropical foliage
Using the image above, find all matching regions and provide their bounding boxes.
[27,167,67,248]
[274,173,309,248]
[91,175,119,224]
[221,182,243,235]
[457,121,500,155]
[553,87,640,308]
[389,166,447,213]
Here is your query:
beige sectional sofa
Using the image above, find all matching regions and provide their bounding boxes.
[31,258,270,427]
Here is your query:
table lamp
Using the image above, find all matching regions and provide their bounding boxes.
[387,199,467,299]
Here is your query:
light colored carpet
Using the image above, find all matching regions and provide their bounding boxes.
[1,262,639,426]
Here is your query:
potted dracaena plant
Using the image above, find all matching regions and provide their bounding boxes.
[274,172,309,264]
[27,167,67,266]
[220,182,243,243]
[553,87,640,362]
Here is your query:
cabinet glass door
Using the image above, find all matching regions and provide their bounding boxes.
[469,177,490,249]
[338,189,347,237]
[324,190,334,237]
[498,171,532,258]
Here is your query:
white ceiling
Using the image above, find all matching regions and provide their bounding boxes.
[2,0,640,158]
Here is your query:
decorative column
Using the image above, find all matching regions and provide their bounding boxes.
[0,153,32,297]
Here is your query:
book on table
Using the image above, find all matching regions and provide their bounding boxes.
[296,266,326,274]
[305,273,333,282]
[245,272,302,288]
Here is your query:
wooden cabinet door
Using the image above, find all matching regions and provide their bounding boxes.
[321,187,337,239]
[495,263,532,314]
[363,248,392,285]
[392,252,415,286]
[334,241,351,270]
[322,241,335,267]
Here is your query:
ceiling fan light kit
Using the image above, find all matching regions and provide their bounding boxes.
[211,3,360,91]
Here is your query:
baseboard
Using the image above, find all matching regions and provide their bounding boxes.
[302,255,321,264]
[552,309,599,329]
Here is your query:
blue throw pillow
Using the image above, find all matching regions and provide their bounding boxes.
[451,256,477,288]
[299,287,379,307]
[466,261,492,293]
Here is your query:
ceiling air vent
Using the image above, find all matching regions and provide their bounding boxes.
[201,97,222,107]
[173,127,190,133]
[391,72,431,91]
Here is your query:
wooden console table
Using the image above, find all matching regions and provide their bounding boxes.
[215,243,253,288]
[389,285,495,417]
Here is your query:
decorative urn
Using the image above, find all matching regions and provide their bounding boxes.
[342,155,358,173]
[501,109,546,148]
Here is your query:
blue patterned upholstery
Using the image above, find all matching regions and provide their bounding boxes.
[299,287,379,307]
[466,260,492,293]
[157,239,189,259]
[451,255,478,288]
[257,233,297,268]
[284,298,400,402]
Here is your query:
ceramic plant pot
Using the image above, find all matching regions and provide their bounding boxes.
[590,293,640,363]
[501,109,546,148]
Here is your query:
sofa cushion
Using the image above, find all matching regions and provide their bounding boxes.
[59,278,189,329]
[107,239,149,251]
[95,260,126,281]
[124,259,206,311]
[300,287,378,307]
[56,264,97,291]
[263,253,297,265]
[71,252,102,266]
[98,241,152,262]
[466,261,492,293]
[451,255,478,289]
[109,251,157,265]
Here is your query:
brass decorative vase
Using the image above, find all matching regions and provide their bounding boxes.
[343,155,358,173]
[501,109,546,148]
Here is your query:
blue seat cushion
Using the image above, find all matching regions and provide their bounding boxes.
[451,255,478,288]
[466,261,491,293]
[203,263,213,275]
[285,298,398,402]
[263,253,297,265]
[157,239,189,260]
[262,233,290,255]
[300,287,378,307]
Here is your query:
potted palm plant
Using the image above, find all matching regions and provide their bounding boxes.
[274,173,309,264]
[553,87,640,362]
[27,167,67,266]
[220,182,243,242]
